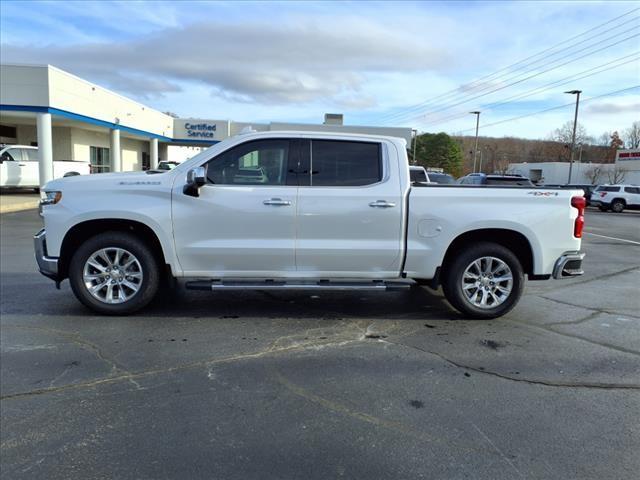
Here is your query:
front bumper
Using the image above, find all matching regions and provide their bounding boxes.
[34,229,60,282]
[552,251,585,279]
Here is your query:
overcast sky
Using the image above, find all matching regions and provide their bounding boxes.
[1,0,638,139]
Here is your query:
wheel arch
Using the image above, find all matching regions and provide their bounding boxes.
[441,228,534,278]
[58,219,168,281]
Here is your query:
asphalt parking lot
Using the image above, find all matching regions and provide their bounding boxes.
[1,209,638,479]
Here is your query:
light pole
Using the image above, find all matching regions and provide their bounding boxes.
[470,111,481,172]
[565,90,581,184]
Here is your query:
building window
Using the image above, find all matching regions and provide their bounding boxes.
[0,124,17,139]
[90,146,110,173]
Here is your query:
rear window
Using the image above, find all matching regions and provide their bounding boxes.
[310,140,381,186]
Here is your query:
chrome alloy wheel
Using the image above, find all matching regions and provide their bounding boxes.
[461,256,513,309]
[82,248,143,304]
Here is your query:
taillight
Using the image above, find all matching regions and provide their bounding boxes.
[599,192,606,198]
[571,196,586,238]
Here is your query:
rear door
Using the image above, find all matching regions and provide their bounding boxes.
[21,148,40,186]
[295,139,404,277]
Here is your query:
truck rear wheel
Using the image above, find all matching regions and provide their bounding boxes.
[442,242,524,319]
[69,231,160,315]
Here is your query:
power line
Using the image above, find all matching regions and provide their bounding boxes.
[416,53,640,129]
[452,85,639,134]
[376,8,639,124]
[384,29,640,125]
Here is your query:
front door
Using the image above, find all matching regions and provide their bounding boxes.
[295,139,404,277]
[172,138,299,277]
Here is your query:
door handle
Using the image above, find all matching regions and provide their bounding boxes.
[263,198,291,206]
[369,200,396,208]
[18,164,26,167]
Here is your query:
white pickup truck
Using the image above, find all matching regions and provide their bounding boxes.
[0,145,90,188]
[35,131,586,319]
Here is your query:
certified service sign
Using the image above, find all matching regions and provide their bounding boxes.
[173,118,228,141]
[185,122,216,138]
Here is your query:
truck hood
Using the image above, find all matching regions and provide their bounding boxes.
[43,170,173,191]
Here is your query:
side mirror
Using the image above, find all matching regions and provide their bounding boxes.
[184,166,207,197]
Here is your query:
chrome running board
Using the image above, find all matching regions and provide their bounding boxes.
[185,279,412,291]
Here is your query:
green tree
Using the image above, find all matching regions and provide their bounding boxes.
[413,132,463,177]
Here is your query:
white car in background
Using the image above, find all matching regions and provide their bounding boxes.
[590,185,640,213]
[0,145,90,189]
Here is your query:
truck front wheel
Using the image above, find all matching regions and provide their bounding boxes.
[69,232,160,315]
[442,242,524,319]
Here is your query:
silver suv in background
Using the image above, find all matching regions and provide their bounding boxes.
[590,185,640,213]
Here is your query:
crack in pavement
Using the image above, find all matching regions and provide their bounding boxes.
[539,296,640,320]
[539,265,640,292]
[543,310,602,327]
[2,325,127,375]
[505,318,640,357]
[268,363,535,472]
[381,339,640,390]
[0,325,369,401]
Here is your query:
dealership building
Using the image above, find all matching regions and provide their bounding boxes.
[0,64,413,186]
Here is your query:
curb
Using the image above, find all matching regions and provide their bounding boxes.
[0,201,39,214]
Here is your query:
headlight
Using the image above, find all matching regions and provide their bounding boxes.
[40,191,62,205]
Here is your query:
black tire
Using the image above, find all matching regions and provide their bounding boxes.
[611,200,625,213]
[69,231,160,315]
[441,242,524,319]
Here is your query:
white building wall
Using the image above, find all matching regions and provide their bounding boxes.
[509,161,640,185]
[46,66,174,137]
[121,137,149,171]
[71,128,109,162]
[0,64,49,106]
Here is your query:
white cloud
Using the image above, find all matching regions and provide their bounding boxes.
[1,17,449,104]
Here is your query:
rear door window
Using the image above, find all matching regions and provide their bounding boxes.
[308,140,382,187]
[24,149,39,161]
[601,186,621,192]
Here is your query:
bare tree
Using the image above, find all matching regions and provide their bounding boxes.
[623,121,640,149]
[596,131,611,146]
[585,165,602,185]
[550,121,594,146]
[606,166,627,184]
[493,155,511,175]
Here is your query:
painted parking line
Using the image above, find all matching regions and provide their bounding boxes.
[584,232,640,245]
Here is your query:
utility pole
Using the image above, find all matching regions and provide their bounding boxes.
[565,90,581,184]
[411,129,417,165]
[470,111,481,172]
